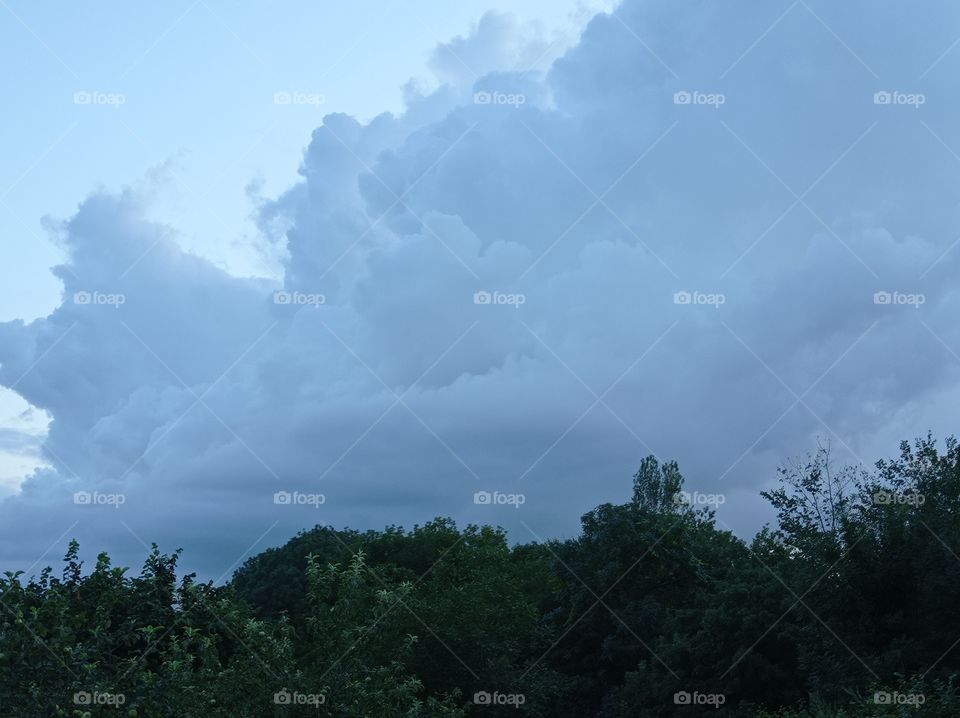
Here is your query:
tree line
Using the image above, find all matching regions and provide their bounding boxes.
[2,435,959,716]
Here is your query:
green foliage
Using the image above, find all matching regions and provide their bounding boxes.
[0,542,299,717]
[631,455,684,513]
[4,436,960,716]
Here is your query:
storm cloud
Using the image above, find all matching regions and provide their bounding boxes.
[3,0,960,576]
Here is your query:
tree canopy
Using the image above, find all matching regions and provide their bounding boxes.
[3,435,960,716]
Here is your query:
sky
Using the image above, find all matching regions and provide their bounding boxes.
[2,0,960,578]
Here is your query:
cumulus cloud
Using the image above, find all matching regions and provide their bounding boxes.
[3,0,960,576]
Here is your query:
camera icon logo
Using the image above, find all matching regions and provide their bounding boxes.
[473,91,492,105]
[274,491,292,505]
[73,291,92,305]
[74,491,92,505]
[673,291,692,305]
[474,491,492,505]
[873,491,892,505]
[473,290,492,305]
[273,91,292,105]
[673,691,691,705]
[673,91,692,105]
[273,290,292,305]
[73,692,92,705]
[73,91,92,105]
[473,691,492,705]
[873,91,892,105]
[274,690,292,705]
[873,291,892,305]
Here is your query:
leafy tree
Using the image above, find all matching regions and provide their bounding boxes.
[5,436,960,716]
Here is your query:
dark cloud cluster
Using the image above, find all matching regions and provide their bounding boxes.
[3,0,960,576]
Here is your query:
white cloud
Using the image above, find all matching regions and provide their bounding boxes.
[2,1,960,576]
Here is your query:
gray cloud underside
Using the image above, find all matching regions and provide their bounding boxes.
[2,0,960,576]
